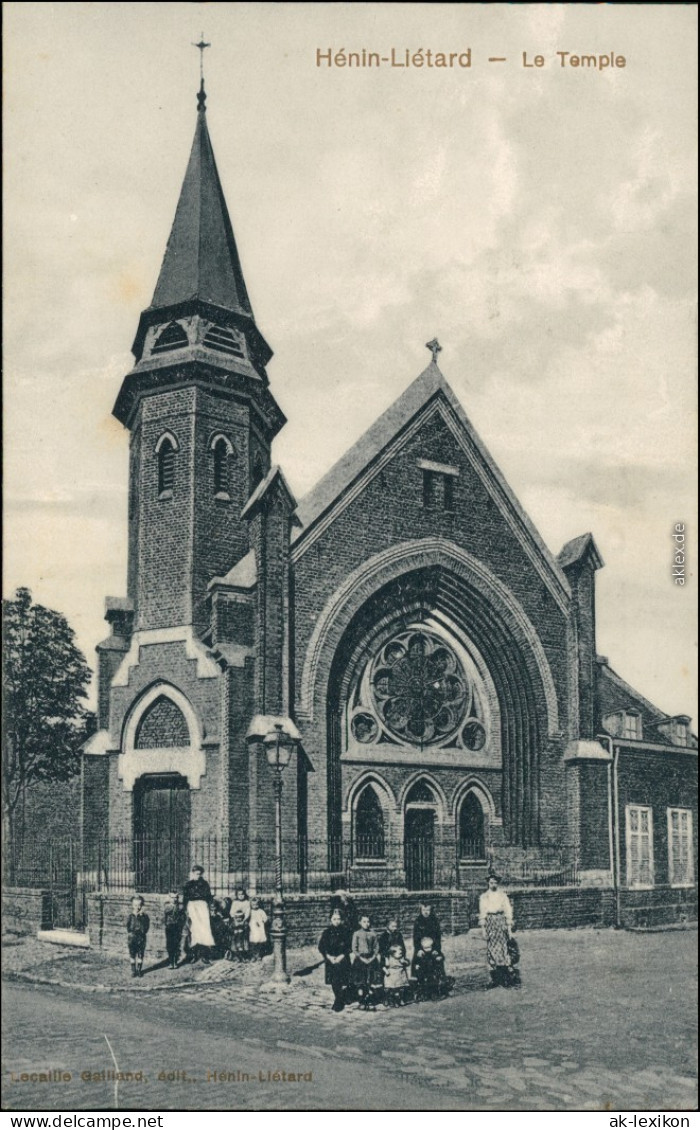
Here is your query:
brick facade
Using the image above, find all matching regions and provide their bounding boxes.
[77,87,696,931]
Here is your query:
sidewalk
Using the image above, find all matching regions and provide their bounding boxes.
[1,928,488,1000]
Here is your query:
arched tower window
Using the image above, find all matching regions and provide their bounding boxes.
[355,784,385,859]
[459,792,486,859]
[152,321,188,354]
[155,432,178,498]
[211,434,234,497]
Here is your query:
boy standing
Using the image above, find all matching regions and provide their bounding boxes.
[163,891,184,969]
[126,895,150,978]
[351,914,381,1009]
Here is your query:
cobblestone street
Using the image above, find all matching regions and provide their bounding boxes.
[3,927,697,1111]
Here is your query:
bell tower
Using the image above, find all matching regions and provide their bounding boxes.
[113,80,285,635]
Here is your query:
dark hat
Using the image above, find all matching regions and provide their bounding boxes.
[191,864,204,874]
[487,868,501,883]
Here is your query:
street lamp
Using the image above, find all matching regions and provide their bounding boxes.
[263,722,296,983]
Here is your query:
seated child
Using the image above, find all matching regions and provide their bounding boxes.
[248,898,268,960]
[126,895,150,978]
[351,914,381,1010]
[163,891,184,969]
[379,918,406,959]
[383,943,410,1006]
[412,936,450,1000]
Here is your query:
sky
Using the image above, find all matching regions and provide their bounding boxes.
[3,3,697,720]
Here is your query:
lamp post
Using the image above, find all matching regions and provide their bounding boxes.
[263,722,295,983]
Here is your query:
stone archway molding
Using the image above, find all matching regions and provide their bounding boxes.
[118,680,206,791]
[451,777,501,826]
[398,770,450,824]
[301,537,560,732]
[343,769,397,816]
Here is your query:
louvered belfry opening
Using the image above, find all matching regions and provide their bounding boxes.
[203,324,245,357]
[152,321,189,354]
[158,438,176,495]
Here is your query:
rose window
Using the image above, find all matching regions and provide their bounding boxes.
[369,630,470,744]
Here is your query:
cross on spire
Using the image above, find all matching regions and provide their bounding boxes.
[193,35,211,80]
[426,338,442,363]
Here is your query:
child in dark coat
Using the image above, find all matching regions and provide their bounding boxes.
[126,895,150,978]
[413,936,450,1000]
[163,891,184,969]
[379,917,406,959]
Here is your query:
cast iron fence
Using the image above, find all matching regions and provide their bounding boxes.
[6,833,579,898]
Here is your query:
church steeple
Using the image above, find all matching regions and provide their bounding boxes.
[113,80,279,431]
[149,81,254,319]
[114,76,285,635]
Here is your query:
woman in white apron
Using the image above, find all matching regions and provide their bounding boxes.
[182,865,215,964]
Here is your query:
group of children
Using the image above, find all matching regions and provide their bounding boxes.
[318,901,454,1012]
[126,884,269,977]
[208,890,270,963]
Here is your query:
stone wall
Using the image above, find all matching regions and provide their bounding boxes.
[2,887,52,934]
[83,885,626,954]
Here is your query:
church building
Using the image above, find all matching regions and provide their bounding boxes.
[83,82,697,918]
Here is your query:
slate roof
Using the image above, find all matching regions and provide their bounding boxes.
[209,548,256,590]
[596,658,697,747]
[292,360,570,600]
[149,96,254,318]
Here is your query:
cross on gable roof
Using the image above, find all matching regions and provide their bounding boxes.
[291,359,572,609]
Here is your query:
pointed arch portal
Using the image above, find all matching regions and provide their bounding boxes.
[327,561,550,856]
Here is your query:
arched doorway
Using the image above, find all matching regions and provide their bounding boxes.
[404,780,438,890]
[134,774,191,892]
[458,791,486,860]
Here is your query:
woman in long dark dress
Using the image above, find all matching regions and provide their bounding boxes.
[318,910,351,1012]
[182,865,215,965]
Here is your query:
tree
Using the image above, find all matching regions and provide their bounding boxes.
[2,588,94,875]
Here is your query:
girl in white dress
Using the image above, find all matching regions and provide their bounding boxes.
[248,897,268,960]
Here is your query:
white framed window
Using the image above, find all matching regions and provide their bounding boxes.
[625,805,654,888]
[622,712,642,740]
[667,808,694,887]
[674,721,688,746]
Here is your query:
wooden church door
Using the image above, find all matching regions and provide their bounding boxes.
[134,774,191,892]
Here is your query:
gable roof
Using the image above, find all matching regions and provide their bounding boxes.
[558,533,604,571]
[292,360,571,606]
[209,547,257,591]
[240,464,300,522]
[149,96,254,318]
[597,656,667,724]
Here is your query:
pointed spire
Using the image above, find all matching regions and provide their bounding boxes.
[149,85,254,318]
